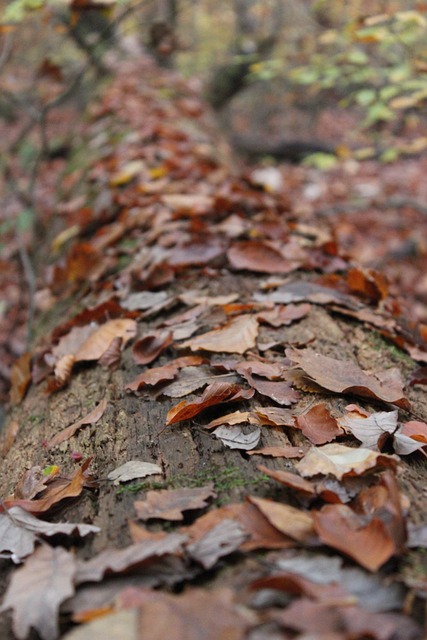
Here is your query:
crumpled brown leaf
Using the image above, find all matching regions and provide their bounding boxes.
[313,504,398,571]
[166,382,254,425]
[295,402,343,445]
[134,485,216,521]
[0,506,100,563]
[295,443,399,480]
[76,534,187,584]
[0,545,76,640]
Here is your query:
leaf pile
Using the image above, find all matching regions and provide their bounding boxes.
[1,53,427,640]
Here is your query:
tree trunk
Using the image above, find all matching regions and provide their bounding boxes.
[1,53,427,640]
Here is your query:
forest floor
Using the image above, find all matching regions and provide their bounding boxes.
[1,50,427,640]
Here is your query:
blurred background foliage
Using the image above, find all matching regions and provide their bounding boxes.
[1,0,427,162]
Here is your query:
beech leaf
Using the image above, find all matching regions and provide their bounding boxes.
[213,425,261,450]
[134,485,216,521]
[166,382,254,425]
[313,504,397,571]
[107,461,162,485]
[295,443,398,480]
[286,348,409,408]
[0,545,76,640]
[0,506,100,563]
[179,314,259,354]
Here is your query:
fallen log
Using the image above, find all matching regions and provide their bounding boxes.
[1,54,427,640]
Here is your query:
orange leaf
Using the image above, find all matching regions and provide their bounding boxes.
[166,382,254,425]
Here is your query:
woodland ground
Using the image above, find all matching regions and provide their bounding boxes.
[0,49,427,639]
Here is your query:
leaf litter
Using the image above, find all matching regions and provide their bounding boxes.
[1,49,427,640]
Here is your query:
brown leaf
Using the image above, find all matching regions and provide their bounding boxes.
[313,504,397,571]
[3,459,93,515]
[186,518,247,568]
[295,403,343,445]
[183,501,292,552]
[125,356,205,391]
[13,465,58,500]
[227,240,299,274]
[247,445,308,458]
[295,443,398,480]
[47,398,107,448]
[213,425,261,450]
[99,337,123,369]
[76,534,187,583]
[286,348,409,408]
[179,313,259,354]
[248,495,315,543]
[0,506,100,563]
[132,331,173,366]
[205,410,262,430]
[241,371,299,406]
[119,587,251,640]
[10,353,31,405]
[255,279,361,309]
[167,239,224,267]
[134,485,216,521]
[0,419,20,457]
[160,366,238,399]
[346,266,388,303]
[257,303,311,327]
[338,408,398,449]
[257,465,316,497]
[166,382,254,425]
[254,406,295,427]
[235,360,287,379]
[51,319,136,367]
[0,545,76,640]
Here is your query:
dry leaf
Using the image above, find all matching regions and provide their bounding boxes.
[339,409,398,449]
[247,445,307,458]
[99,337,123,369]
[183,501,292,552]
[10,353,31,405]
[134,485,216,521]
[58,318,136,362]
[47,398,107,448]
[0,506,100,563]
[295,403,343,445]
[186,519,247,568]
[257,465,316,497]
[248,496,315,543]
[160,366,238,398]
[213,425,261,450]
[227,240,299,274]
[241,371,299,406]
[166,382,254,425]
[0,545,76,640]
[76,534,187,584]
[179,314,259,354]
[132,331,173,365]
[107,461,162,485]
[257,303,311,327]
[295,443,398,480]
[313,504,397,571]
[3,459,94,515]
[286,348,408,408]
